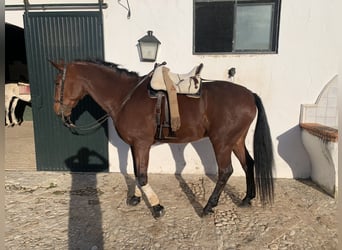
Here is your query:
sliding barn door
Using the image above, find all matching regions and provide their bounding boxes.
[24,11,108,171]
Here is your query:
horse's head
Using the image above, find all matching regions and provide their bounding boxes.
[50,60,86,126]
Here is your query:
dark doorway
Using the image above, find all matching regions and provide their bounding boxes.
[5,23,32,122]
[5,23,28,82]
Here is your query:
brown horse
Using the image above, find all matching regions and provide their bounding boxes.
[50,60,274,218]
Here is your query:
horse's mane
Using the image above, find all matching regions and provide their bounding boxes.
[75,59,140,78]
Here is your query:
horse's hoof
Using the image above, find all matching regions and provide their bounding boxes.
[127,195,141,206]
[202,206,214,217]
[152,204,165,219]
[239,197,252,207]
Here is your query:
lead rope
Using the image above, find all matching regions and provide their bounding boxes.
[67,113,109,132]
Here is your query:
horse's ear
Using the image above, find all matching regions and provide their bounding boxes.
[48,60,64,71]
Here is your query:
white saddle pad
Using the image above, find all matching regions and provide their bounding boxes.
[151,65,202,94]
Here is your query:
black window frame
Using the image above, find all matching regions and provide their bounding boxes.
[193,0,282,54]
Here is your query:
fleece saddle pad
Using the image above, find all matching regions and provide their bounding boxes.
[151,64,203,95]
[18,82,30,95]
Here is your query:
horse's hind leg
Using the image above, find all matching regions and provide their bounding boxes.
[203,144,233,216]
[233,142,256,206]
[5,109,8,126]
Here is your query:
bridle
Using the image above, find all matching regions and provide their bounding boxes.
[55,64,109,132]
[55,65,74,127]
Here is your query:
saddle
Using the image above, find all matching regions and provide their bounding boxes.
[151,63,203,96]
[18,82,30,96]
[149,64,203,140]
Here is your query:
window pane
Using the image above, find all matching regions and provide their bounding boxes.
[194,1,234,53]
[234,4,274,51]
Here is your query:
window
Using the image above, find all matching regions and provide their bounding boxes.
[194,0,281,54]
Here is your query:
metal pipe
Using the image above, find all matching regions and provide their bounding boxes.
[5,3,108,11]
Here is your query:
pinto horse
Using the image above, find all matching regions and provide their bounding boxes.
[5,82,31,126]
[50,60,274,218]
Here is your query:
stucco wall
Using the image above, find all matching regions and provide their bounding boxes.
[6,0,340,178]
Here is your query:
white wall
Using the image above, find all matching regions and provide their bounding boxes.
[6,0,340,178]
[104,0,339,178]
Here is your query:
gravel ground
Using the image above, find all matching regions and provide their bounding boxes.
[5,122,337,249]
[5,172,337,250]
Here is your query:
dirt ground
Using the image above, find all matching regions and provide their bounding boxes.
[5,122,338,249]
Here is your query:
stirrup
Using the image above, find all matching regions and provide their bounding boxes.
[164,130,177,140]
[155,122,177,140]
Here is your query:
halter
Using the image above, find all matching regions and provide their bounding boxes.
[54,65,73,126]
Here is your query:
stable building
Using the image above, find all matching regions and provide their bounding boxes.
[5,1,339,187]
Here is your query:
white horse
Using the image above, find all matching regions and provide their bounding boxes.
[5,82,31,127]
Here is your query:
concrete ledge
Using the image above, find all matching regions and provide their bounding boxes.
[300,123,338,142]
[300,127,338,197]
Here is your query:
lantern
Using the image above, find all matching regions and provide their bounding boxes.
[138,31,161,62]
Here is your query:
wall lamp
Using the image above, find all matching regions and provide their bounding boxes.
[137,31,161,62]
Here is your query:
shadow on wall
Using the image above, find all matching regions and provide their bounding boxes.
[109,125,217,175]
[168,140,217,174]
[108,126,131,174]
[277,125,311,178]
[109,122,312,179]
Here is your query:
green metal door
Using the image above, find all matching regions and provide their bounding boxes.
[24,11,108,171]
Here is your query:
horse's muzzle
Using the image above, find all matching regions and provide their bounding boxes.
[54,101,72,116]
[53,102,61,116]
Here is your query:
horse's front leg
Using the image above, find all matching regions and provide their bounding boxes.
[127,144,165,218]
[5,96,10,126]
[9,97,19,126]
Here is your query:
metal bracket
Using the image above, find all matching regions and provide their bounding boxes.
[6,1,108,12]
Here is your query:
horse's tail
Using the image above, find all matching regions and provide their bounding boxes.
[253,93,274,205]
